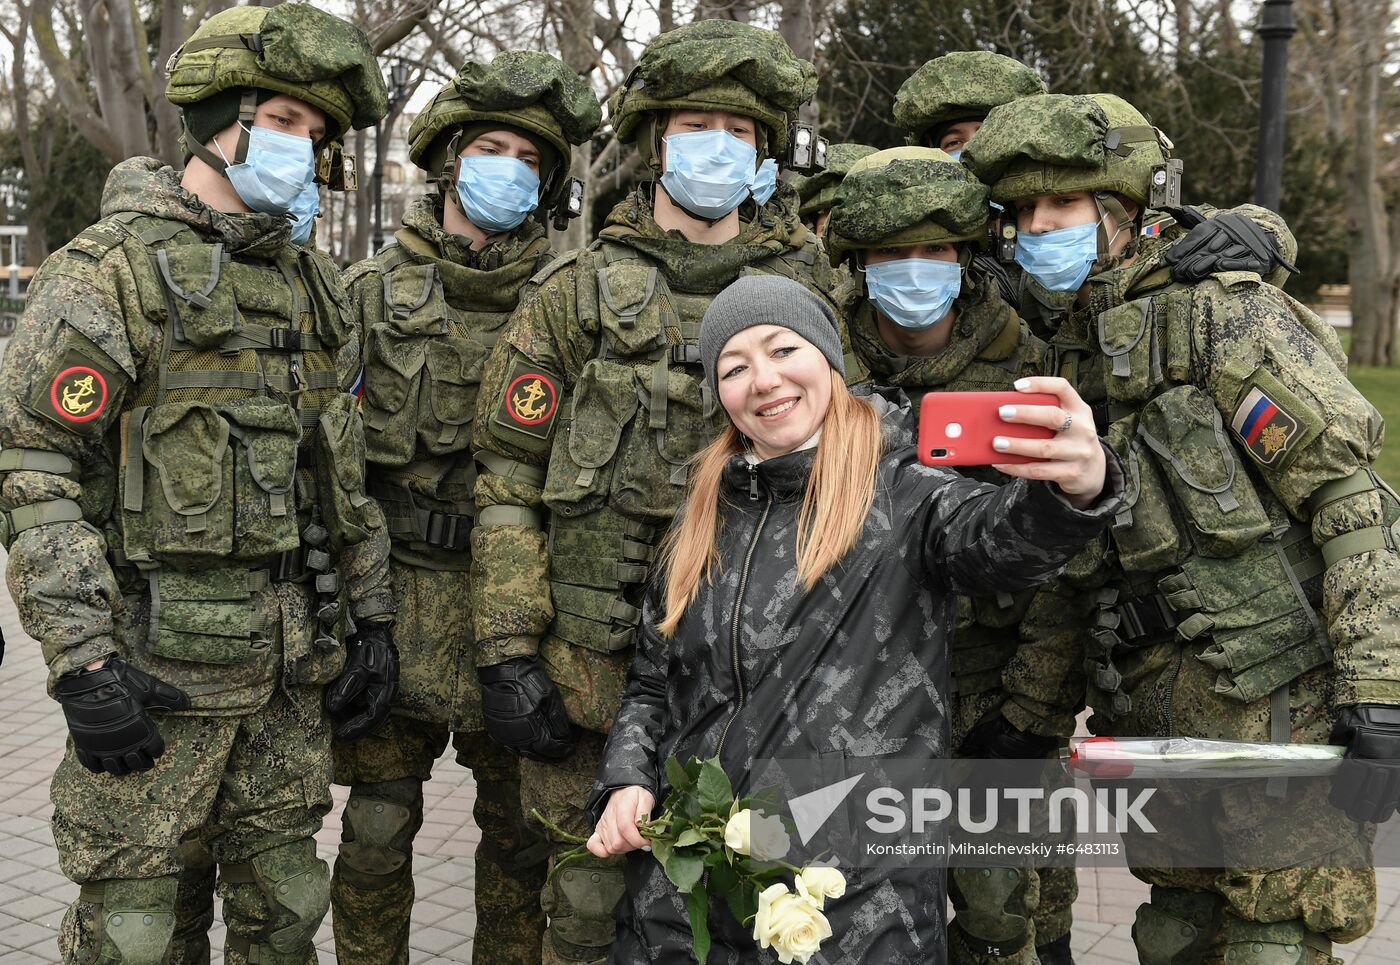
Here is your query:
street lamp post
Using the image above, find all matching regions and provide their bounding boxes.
[1255,0,1296,213]
[372,61,414,254]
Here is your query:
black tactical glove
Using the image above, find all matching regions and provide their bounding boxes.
[1329,704,1400,823]
[1164,205,1298,284]
[54,657,192,775]
[960,714,1060,759]
[479,656,575,762]
[325,622,399,742]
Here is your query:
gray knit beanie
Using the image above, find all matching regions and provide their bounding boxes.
[700,274,846,393]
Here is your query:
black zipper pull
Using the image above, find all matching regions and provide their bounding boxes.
[748,462,760,502]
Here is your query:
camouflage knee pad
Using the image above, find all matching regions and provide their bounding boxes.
[336,779,423,890]
[542,852,625,963]
[221,839,331,964]
[1216,917,1334,965]
[1132,887,1223,965]
[949,867,1036,959]
[61,876,180,965]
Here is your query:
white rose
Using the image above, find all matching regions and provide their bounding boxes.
[749,812,792,861]
[724,809,754,854]
[795,866,846,909]
[753,882,834,964]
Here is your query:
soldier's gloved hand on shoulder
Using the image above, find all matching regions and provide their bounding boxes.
[325,621,399,742]
[54,657,192,776]
[1329,704,1400,823]
[960,713,1059,759]
[479,656,575,762]
[1164,205,1298,284]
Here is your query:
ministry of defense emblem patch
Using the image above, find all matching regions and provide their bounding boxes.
[1231,385,1299,465]
[494,360,560,441]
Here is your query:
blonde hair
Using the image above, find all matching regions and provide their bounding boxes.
[657,372,884,637]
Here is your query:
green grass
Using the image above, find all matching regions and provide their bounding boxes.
[1347,365,1400,481]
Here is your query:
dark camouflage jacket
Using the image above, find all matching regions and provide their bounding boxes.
[587,392,1122,964]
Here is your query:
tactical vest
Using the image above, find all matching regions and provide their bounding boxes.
[541,237,830,656]
[101,211,367,674]
[1048,273,1330,732]
[861,301,1045,702]
[357,236,544,570]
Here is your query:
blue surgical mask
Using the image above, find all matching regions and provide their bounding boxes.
[222,125,316,217]
[865,257,963,330]
[751,158,779,206]
[660,129,757,220]
[1014,221,1100,291]
[289,179,320,246]
[455,155,541,233]
[944,149,963,162]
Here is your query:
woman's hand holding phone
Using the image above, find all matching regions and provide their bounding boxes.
[992,377,1106,509]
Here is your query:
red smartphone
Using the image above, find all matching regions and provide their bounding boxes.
[917,391,1059,466]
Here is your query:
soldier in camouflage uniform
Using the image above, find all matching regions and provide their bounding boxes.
[787,142,877,235]
[966,92,1400,964]
[329,51,601,965]
[826,145,1079,965]
[468,20,849,964]
[0,5,396,962]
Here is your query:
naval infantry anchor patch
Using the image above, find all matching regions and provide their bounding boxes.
[494,360,560,440]
[30,347,120,433]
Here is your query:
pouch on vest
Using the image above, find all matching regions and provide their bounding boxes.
[420,337,486,456]
[130,401,234,560]
[315,392,374,547]
[156,243,238,349]
[1180,527,1330,702]
[547,509,655,653]
[596,260,666,356]
[613,365,709,521]
[147,564,254,665]
[1097,298,1163,403]
[299,248,351,350]
[222,397,301,559]
[1137,385,1272,558]
[361,325,427,465]
[224,262,296,333]
[1103,415,1187,573]
[542,360,636,518]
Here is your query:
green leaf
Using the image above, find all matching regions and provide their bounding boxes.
[687,883,711,964]
[726,876,760,926]
[675,828,707,848]
[697,762,734,814]
[666,755,691,793]
[664,852,705,894]
[650,839,673,868]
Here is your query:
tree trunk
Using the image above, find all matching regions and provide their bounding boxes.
[351,127,371,262]
[1345,0,1394,367]
[779,0,819,127]
[551,0,598,252]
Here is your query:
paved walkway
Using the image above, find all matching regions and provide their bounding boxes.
[1,561,1397,962]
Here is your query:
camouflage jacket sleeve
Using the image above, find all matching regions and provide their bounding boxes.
[470,254,595,666]
[336,259,394,624]
[0,247,144,684]
[1000,573,1098,738]
[912,445,1125,596]
[586,586,668,824]
[1194,274,1400,704]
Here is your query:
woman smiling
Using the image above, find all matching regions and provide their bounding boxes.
[584,273,1122,963]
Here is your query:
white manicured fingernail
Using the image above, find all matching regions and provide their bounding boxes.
[642,845,652,852]
[999,405,1016,420]
[1014,378,1030,390]
[993,437,1010,451]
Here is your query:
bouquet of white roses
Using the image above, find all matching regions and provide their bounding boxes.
[552,756,844,964]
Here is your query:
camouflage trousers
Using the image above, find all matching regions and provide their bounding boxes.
[1094,644,1375,963]
[330,714,547,965]
[948,690,1077,964]
[522,731,622,965]
[51,684,333,965]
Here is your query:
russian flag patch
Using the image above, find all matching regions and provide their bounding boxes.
[1141,221,1163,237]
[349,365,364,399]
[1230,385,1299,465]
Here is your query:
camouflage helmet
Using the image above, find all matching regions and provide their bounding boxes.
[407,51,602,186]
[893,51,1046,146]
[788,143,878,218]
[826,147,991,265]
[165,3,388,139]
[962,93,1170,207]
[608,20,818,159]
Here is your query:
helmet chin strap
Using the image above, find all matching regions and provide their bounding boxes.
[1092,190,1139,273]
[186,89,258,178]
